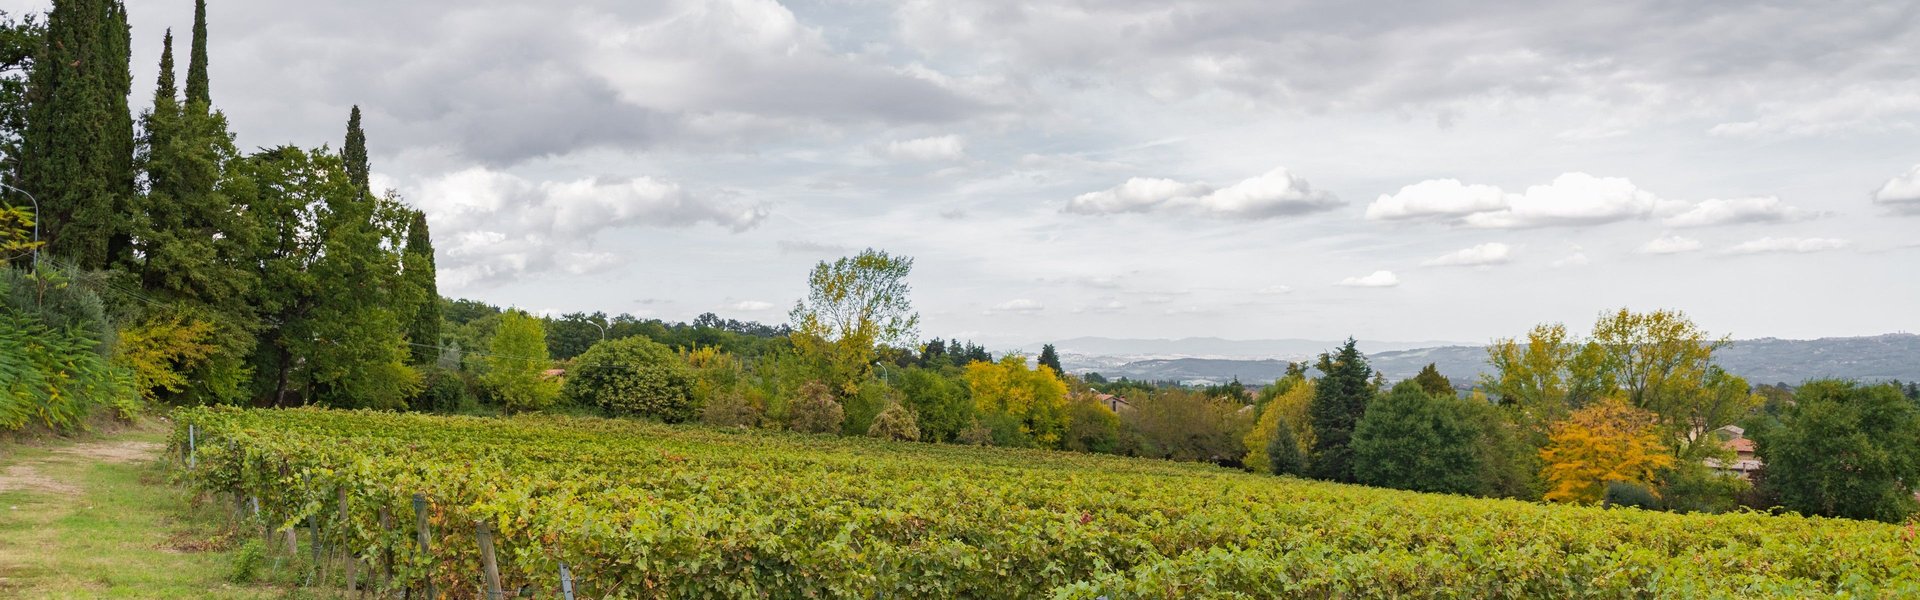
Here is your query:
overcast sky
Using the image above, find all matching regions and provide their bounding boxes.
[18,0,1920,346]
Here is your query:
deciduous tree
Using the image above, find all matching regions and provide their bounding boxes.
[1352,381,1484,495]
[1539,398,1672,504]
[789,249,918,394]
[964,355,1069,448]
[1757,380,1920,522]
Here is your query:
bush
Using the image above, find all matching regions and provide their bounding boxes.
[563,336,697,422]
[227,539,264,584]
[866,401,921,441]
[701,391,762,428]
[957,419,993,446]
[0,268,137,431]
[1603,481,1661,511]
[787,381,844,434]
[896,366,973,442]
[409,365,477,413]
[1063,394,1121,453]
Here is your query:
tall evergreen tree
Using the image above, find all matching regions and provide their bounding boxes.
[183,0,208,109]
[343,105,368,194]
[133,22,252,405]
[19,0,136,269]
[402,209,441,364]
[1307,338,1375,483]
[1413,363,1454,397]
[0,12,45,187]
[1036,343,1062,375]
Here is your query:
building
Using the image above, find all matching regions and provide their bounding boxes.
[1704,425,1762,479]
[1094,393,1131,413]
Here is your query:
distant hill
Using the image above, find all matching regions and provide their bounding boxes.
[1065,334,1920,387]
[1046,336,1472,360]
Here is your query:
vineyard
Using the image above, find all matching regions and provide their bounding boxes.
[172,407,1920,598]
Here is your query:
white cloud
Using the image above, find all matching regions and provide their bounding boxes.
[1639,235,1703,255]
[1066,177,1210,214]
[1066,167,1339,218]
[883,135,967,161]
[1725,237,1851,255]
[1336,271,1400,288]
[728,300,776,312]
[1256,285,1294,295]
[1873,165,1920,214]
[410,167,766,289]
[1367,179,1508,221]
[1464,173,1668,229]
[1661,196,1818,227]
[1421,242,1512,267]
[1367,173,1668,229]
[986,298,1045,314]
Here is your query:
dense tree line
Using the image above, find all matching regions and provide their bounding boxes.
[0,1,440,428]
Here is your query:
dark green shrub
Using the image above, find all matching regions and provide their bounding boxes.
[1603,481,1661,510]
[562,336,696,422]
[1267,415,1305,476]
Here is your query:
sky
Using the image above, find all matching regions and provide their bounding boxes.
[14,0,1919,347]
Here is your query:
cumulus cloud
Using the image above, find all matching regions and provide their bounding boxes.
[1421,242,1513,267]
[883,135,967,161]
[1066,167,1340,218]
[1873,165,1920,214]
[410,167,767,289]
[1661,196,1819,227]
[1366,179,1507,221]
[1336,271,1400,288]
[1639,235,1703,255]
[1367,173,1669,229]
[1465,173,1669,228]
[1725,237,1851,255]
[986,298,1045,314]
[727,300,776,312]
[1256,285,1294,295]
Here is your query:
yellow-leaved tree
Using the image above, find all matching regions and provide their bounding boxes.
[1243,379,1315,474]
[115,312,218,405]
[1539,398,1672,504]
[963,355,1068,448]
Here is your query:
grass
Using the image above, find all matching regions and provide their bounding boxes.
[0,422,344,599]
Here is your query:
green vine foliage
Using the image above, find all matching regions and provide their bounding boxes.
[174,407,1920,599]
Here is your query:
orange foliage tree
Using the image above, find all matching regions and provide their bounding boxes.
[1539,398,1672,504]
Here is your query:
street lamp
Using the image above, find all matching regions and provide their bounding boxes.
[0,180,39,272]
[586,320,607,341]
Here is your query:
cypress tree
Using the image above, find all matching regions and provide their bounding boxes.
[1307,338,1375,483]
[403,209,441,364]
[1037,343,1062,376]
[19,0,136,269]
[343,105,368,194]
[183,0,208,109]
[1413,363,1454,397]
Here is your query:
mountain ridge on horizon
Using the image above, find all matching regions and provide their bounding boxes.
[1057,332,1920,387]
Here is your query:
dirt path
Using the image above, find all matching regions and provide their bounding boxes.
[0,425,327,598]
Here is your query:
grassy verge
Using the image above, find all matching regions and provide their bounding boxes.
[0,423,343,599]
